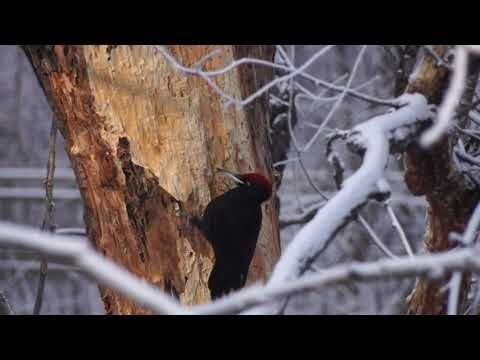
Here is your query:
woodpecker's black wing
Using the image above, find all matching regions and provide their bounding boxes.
[200,186,263,298]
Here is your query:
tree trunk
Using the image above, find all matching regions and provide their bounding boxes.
[23,45,280,314]
[402,45,480,314]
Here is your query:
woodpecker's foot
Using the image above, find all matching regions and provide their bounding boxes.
[175,206,203,236]
[179,209,202,230]
[173,202,190,221]
[180,211,198,228]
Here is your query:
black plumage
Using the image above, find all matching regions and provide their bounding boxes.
[193,171,272,299]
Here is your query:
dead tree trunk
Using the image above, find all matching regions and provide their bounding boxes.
[402,46,480,314]
[23,45,280,314]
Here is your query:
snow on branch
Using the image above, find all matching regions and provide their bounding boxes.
[243,93,435,314]
[0,221,189,315]
[2,218,480,315]
[196,247,480,315]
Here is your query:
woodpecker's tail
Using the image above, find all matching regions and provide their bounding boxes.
[208,259,248,299]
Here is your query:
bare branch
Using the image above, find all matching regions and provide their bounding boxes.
[356,216,398,259]
[302,46,368,152]
[448,201,480,314]
[421,46,468,147]
[155,45,336,108]
[0,221,188,315]
[155,45,399,109]
[279,202,325,228]
[273,157,301,168]
[384,198,415,257]
[33,116,57,315]
[423,46,454,70]
[455,148,480,168]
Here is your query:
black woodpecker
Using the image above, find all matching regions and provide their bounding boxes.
[192,168,272,299]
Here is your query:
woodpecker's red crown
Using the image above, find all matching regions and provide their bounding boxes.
[240,173,273,198]
[217,168,273,199]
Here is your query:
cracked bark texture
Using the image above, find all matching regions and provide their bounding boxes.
[402,45,480,314]
[23,45,280,314]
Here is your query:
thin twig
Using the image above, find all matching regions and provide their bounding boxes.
[447,272,463,315]
[422,46,468,147]
[279,201,326,228]
[276,46,297,315]
[156,45,336,108]
[466,278,480,314]
[33,116,57,315]
[192,48,222,69]
[455,125,480,144]
[156,45,400,109]
[448,201,480,315]
[357,216,398,259]
[302,46,368,153]
[385,200,415,257]
[273,157,301,168]
[423,45,454,70]
[455,148,480,168]
[295,74,381,119]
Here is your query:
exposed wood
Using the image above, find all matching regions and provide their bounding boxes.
[403,45,480,314]
[23,45,280,314]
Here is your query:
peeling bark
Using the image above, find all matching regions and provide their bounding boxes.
[402,45,480,314]
[23,45,280,314]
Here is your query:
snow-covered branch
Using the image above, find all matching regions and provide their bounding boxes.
[0,221,189,315]
[196,247,480,315]
[2,219,480,315]
[244,93,434,314]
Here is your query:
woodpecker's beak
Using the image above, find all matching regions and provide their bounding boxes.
[217,168,245,185]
